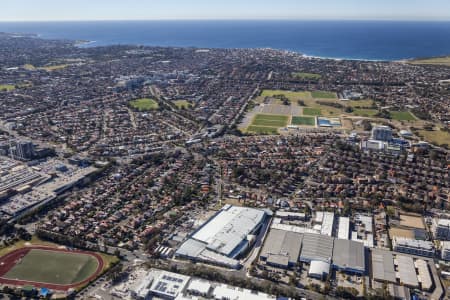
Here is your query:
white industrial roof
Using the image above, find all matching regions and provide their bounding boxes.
[212,284,275,300]
[150,270,190,298]
[437,219,450,227]
[338,217,350,240]
[133,273,155,299]
[442,241,450,251]
[192,205,265,257]
[187,279,212,295]
[275,211,306,219]
[175,238,240,269]
[320,212,335,236]
[371,249,396,283]
[393,237,434,250]
[355,214,373,233]
[315,211,324,223]
[309,260,330,277]
[415,259,432,290]
[395,255,419,288]
[134,270,190,299]
[271,222,320,235]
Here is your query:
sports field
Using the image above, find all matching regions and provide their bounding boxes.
[247,126,279,135]
[245,114,289,134]
[303,107,321,116]
[4,249,99,285]
[0,246,104,290]
[292,116,316,126]
[352,109,378,117]
[311,91,337,99]
[130,98,159,111]
[252,114,288,127]
[390,111,416,121]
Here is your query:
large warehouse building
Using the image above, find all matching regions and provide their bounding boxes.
[260,229,303,268]
[371,249,397,283]
[176,205,268,269]
[332,239,365,275]
[300,233,334,263]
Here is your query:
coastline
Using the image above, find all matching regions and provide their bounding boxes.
[2,20,450,62]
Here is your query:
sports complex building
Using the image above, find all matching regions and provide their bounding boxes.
[176,205,269,269]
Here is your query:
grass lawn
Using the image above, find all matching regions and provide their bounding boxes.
[390,111,416,121]
[247,126,279,135]
[130,98,159,111]
[303,107,321,116]
[0,236,59,258]
[418,130,450,146]
[173,100,191,109]
[98,252,120,272]
[292,72,321,80]
[252,114,288,127]
[291,116,316,126]
[408,56,450,66]
[4,249,99,285]
[346,99,375,108]
[257,90,341,116]
[311,91,337,99]
[0,84,15,91]
[260,90,310,100]
[352,109,379,117]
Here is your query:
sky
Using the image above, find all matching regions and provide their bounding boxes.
[1,0,450,22]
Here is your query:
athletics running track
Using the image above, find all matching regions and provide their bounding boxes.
[0,246,104,291]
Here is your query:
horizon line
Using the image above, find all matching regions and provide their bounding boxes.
[1,18,450,23]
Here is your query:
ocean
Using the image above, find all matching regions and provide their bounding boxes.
[1,20,450,61]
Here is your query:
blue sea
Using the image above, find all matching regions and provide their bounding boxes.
[1,20,450,61]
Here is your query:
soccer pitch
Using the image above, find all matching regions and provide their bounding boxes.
[129,98,159,111]
[390,111,416,121]
[291,116,316,126]
[4,249,99,285]
[252,114,288,127]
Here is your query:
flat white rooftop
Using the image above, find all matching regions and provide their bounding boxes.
[212,283,275,300]
[192,205,266,257]
[338,217,350,240]
[395,255,419,288]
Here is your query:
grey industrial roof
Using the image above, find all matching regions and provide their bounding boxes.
[300,233,334,263]
[175,238,240,268]
[371,249,396,283]
[260,229,303,266]
[395,255,419,288]
[332,239,365,272]
[176,238,206,258]
[388,284,410,300]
